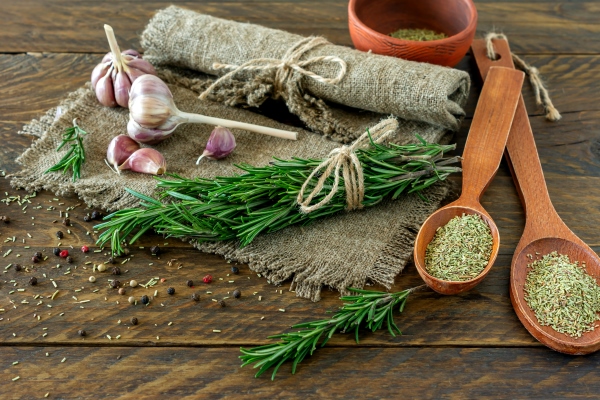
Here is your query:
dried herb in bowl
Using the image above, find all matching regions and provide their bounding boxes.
[389,28,447,42]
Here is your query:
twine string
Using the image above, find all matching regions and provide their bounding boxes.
[485,32,561,121]
[297,118,399,214]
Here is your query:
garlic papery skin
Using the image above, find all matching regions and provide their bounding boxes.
[128,74,298,145]
[118,148,167,175]
[106,135,141,171]
[196,126,236,164]
[91,24,157,108]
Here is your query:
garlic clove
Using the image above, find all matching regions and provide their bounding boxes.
[125,67,149,84]
[197,126,236,164]
[91,62,110,88]
[118,148,167,175]
[95,70,118,107]
[125,58,157,75]
[129,74,173,101]
[122,49,141,58]
[113,70,132,108]
[129,94,175,128]
[107,134,141,171]
[127,118,178,145]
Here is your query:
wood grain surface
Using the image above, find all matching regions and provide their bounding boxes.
[1,0,600,397]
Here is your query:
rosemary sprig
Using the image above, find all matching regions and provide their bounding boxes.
[95,136,461,256]
[240,286,422,380]
[45,119,88,182]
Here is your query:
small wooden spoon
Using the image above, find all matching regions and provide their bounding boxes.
[413,66,524,295]
[473,38,600,355]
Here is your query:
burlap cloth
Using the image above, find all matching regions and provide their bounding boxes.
[11,8,469,301]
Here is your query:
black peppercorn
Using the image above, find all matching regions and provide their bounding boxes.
[233,289,241,299]
[91,210,102,220]
[141,295,149,305]
[150,245,160,256]
[34,251,43,259]
[167,287,175,295]
[29,276,37,286]
[191,292,200,302]
[231,266,239,274]
[56,231,64,239]
[1,216,10,223]
[66,256,73,264]
[111,266,121,275]
[53,247,61,256]
[83,215,91,222]
[78,329,86,337]
[218,299,226,307]
[110,280,121,289]
[131,317,138,325]
[62,218,70,226]
[13,264,22,272]
[186,280,193,287]
[31,256,40,263]
[107,257,116,264]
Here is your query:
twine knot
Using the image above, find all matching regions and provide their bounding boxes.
[297,118,399,214]
[485,32,561,122]
[199,36,347,101]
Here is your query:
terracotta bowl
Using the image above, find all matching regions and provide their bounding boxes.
[348,0,478,67]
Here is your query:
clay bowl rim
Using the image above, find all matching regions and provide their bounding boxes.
[413,204,500,294]
[348,0,478,47]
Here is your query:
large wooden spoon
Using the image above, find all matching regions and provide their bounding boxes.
[473,38,600,355]
[413,66,524,295]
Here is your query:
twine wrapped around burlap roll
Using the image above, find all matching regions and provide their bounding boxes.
[141,6,470,142]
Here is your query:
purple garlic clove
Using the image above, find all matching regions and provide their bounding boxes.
[196,126,236,164]
[113,70,132,108]
[127,118,178,145]
[118,148,167,175]
[106,134,141,171]
[95,70,117,107]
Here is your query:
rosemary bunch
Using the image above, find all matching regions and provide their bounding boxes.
[45,119,88,182]
[96,137,460,256]
[240,287,421,380]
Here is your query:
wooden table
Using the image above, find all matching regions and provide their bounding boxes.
[1,0,599,397]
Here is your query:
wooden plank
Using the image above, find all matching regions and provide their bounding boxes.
[1,346,600,398]
[0,1,600,54]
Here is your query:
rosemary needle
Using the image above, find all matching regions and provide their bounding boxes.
[95,135,461,256]
[45,119,88,182]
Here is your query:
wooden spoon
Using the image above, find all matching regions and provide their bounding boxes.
[413,66,524,295]
[472,38,600,355]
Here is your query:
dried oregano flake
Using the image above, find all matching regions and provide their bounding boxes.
[524,251,600,338]
[425,214,493,281]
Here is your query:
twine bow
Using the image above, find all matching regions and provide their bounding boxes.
[297,118,399,214]
[485,32,561,122]
[199,36,347,101]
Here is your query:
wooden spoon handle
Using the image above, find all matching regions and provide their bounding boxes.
[460,67,524,203]
[471,39,571,253]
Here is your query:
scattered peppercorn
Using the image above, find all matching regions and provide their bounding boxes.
[53,248,61,256]
[1,216,10,223]
[203,275,213,284]
[128,296,135,304]
[110,280,121,289]
[91,210,102,220]
[186,280,193,287]
[62,218,70,226]
[191,293,200,302]
[218,299,226,307]
[111,267,121,275]
[231,266,239,274]
[89,276,96,283]
[130,317,138,325]
[150,246,161,256]
[129,280,138,288]
[13,264,22,272]
[59,250,68,258]
[34,251,43,259]
[29,277,37,286]
[56,231,64,239]
[66,256,74,264]
[31,256,40,264]
[118,288,126,295]
[78,329,86,337]
[141,295,149,305]
[107,257,116,264]
[81,246,89,253]
[233,289,241,299]
[97,264,107,272]
[83,215,91,222]
[167,287,175,295]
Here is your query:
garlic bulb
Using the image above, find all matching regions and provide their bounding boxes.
[127,74,297,145]
[91,25,157,108]
[196,126,236,164]
[106,135,140,171]
[118,148,167,175]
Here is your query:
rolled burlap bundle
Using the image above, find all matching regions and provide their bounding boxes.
[141,6,470,142]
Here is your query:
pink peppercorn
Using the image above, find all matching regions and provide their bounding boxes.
[81,246,89,253]
[203,275,212,284]
[59,250,69,258]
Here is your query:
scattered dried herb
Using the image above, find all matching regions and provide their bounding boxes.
[45,119,88,182]
[425,214,492,281]
[389,28,447,41]
[524,251,600,338]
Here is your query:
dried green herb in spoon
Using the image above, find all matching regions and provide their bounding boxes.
[45,118,88,182]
